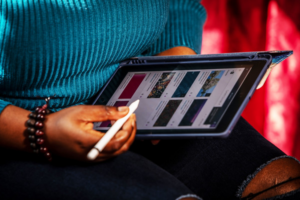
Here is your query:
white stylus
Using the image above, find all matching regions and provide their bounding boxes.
[87,99,140,160]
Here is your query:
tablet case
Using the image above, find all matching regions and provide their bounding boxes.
[123,50,293,89]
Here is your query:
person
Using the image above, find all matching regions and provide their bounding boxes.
[0,0,300,199]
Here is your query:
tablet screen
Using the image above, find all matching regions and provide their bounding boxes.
[94,66,251,130]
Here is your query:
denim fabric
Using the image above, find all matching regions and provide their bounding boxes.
[237,155,300,199]
[0,117,292,199]
[0,150,194,200]
[131,117,286,199]
[266,189,300,200]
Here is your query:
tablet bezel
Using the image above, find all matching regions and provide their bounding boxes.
[93,58,269,139]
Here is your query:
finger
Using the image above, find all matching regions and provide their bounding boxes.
[102,115,134,152]
[108,118,136,156]
[151,140,160,145]
[81,105,129,122]
[82,116,133,160]
[84,128,105,144]
[121,114,135,132]
[83,128,129,155]
[109,115,136,156]
[100,130,130,152]
[96,115,136,158]
[98,129,136,160]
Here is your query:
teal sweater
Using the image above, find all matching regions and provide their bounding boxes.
[0,0,206,113]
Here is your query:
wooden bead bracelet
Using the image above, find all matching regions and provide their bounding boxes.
[26,97,52,161]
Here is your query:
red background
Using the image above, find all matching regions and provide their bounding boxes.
[201,0,300,159]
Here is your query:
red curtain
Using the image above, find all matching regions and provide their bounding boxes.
[201,0,300,159]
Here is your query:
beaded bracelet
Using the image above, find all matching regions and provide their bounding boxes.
[26,97,52,161]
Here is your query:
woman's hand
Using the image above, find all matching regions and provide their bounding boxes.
[44,105,136,162]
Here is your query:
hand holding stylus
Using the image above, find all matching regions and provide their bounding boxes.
[87,100,140,160]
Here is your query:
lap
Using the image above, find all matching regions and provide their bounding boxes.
[0,117,286,200]
[131,117,285,199]
[0,149,193,200]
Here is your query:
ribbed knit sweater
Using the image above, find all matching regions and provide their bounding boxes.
[0,0,206,113]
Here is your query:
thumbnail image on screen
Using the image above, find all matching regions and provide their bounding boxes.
[179,99,207,126]
[154,100,182,127]
[172,72,200,98]
[119,74,146,99]
[148,72,175,98]
[197,70,224,97]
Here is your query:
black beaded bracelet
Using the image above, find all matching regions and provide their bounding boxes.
[26,97,52,161]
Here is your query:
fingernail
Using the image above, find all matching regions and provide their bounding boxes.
[118,106,128,113]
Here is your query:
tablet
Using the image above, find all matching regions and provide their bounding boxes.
[92,52,290,139]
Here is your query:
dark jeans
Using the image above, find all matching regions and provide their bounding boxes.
[0,118,291,199]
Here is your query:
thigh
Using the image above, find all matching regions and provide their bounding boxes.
[131,117,285,200]
[0,149,194,200]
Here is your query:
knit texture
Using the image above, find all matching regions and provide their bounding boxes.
[0,0,206,113]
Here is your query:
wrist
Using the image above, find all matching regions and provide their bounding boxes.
[25,100,53,161]
[0,105,31,151]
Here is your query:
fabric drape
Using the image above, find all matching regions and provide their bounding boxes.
[202,0,300,160]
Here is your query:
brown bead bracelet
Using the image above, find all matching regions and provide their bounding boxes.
[26,97,52,161]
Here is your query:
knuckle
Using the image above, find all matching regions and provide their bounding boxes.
[76,105,86,113]
[122,129,129,136]
[104,105,110,114]
[119,130,130,139]
[103,106,114,121]
[116,131,125,139]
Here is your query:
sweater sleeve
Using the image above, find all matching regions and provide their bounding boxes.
[0,99,11,114]
[142,0,207,56]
